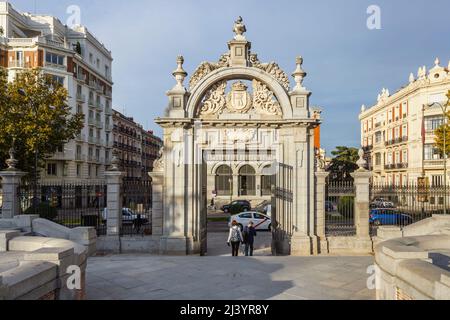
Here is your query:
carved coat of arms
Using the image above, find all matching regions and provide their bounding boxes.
[226,81,252,113]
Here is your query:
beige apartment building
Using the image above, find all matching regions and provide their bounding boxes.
[0,1,113,183]
[360,58,450,186]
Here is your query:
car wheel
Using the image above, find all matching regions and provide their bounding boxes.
[374,220,382,226]
[243,207,250,212]
[224,208,229,213]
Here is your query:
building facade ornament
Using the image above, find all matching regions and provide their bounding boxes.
[292,56,307,90]
[252,80,282,116]
[198,80,228,116]
[252,60,290,92]
[232,16,246,40]
[226,81,253,113]
[224,128,256,142]
[153,146,165,171]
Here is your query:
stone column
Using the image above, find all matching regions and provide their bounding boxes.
[149,170,163,236]
[350,149,373,253]
[0,149,26,219]
[315,171,329,254]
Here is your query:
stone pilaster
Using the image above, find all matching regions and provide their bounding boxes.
[350,166,373,254]
[149,171,164,236]
[315,171,329,254]
[0,169,26,218]
[105,170,123,238]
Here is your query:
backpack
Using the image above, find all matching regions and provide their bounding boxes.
[230,227,241,242]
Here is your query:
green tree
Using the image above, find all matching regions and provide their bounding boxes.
[434,91,450,156]
[327,146,359,181]
[0,68,84,177]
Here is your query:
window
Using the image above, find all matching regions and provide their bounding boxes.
[45,52,64,65]
[77,105,82,114]
[48,75,64,86]
[239,165,256,196]
[402,150,408,164]
[375,153,382,166]
[432,175,443,187]
[239,213,253,219]
[424,116,444,131]
[47,163,57,176]
[76,164,81,177]
[261,165,274,196]
[89,53,93,63]
[375,131,382,143]
[63,163,68,177]
[215,165,232,196]
[424,144,443,160]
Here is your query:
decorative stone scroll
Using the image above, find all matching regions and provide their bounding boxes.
[249,53,290,91]
[252,80,282,116]
[198,80,227,116]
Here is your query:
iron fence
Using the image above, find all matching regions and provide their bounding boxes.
[120,180,152,236]
[18,181,107,236]
[369,183,449,236]
[325,180,356,237]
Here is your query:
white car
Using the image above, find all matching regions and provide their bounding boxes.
[228,211,272,231]
[102,208,149,225]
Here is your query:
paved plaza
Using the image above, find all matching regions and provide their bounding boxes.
[86,233,375,300]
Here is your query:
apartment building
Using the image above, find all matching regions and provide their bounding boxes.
[0,1,113,183]
[112,109,163,181]
[360,58,450,186]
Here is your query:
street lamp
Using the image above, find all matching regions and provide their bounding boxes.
[427,101,449,215]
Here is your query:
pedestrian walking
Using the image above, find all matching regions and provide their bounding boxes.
[242,221,257,256]
[227,220,243,256]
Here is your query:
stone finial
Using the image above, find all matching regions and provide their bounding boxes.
[109,150,120,171]
[233,16,246,40]
[356,148,368,171]
[435,57,440,67]
[409,72,415,83]
[172,55,188,89]
[5,143,18,171]
[292,56,307,90]
[361,104,366,113]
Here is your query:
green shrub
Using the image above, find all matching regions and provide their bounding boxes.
[338,196,354,216]
[24,202,58,220]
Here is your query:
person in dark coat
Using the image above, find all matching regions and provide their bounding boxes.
[243,221,257,256]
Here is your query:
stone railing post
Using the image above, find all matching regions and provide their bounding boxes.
[149,170,164,236]
[315,171,329,254]
[105,159,123,238]
[0,149,26,219]
[350,149,373,252]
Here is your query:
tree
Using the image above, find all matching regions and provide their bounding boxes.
[0,68,84,177]
[434,91,450,156]
[327,146,359,181]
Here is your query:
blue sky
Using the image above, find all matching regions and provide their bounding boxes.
[9,0,450,153]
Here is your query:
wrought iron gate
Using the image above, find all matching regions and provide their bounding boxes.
[271,163,294,255]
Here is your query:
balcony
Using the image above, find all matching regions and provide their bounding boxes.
[96,120,103,129]
[75,72,86,83]
[8,60,32,68]
[385,136,408,146]
[76,93,86,103]
[75,154,86,162]
[96,101,104,111]
[44,61,66,71]
[105,123,113,132]
[88,98,95,108]
[88,118,96,126]
[105,90,112,98]
[75,134,85,142]
[384,164,395,170]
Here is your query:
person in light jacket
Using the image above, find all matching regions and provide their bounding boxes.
[227,220,243,257]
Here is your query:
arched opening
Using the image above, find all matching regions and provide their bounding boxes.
[239,165,256,196]
[215,165,232,196]
[261,165,274,196]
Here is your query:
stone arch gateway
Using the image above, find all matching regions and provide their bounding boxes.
[150,18,322,256]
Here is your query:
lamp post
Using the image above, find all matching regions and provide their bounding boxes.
[427,101,449,215]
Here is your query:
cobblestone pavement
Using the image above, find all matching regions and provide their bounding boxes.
[86,237,376,300]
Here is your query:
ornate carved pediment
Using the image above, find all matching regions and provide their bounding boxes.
[249,53,290,91]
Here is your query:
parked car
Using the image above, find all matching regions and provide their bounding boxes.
[228,211,272,231]
[369,209,413,226]
[221,200,251,214]
[102,208,149,225]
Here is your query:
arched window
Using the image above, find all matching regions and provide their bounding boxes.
[239,165,256,196]
[215,165,232,196]
[261,165,274,196]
